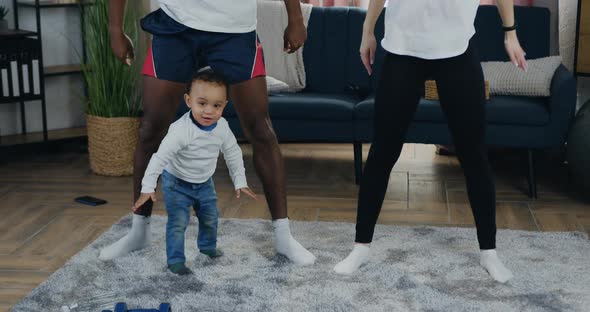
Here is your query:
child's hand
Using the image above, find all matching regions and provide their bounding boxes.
[132,193,157,212]
[236,188,257,200]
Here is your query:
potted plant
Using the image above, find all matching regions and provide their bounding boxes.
[0,6,9,31]
[82,0,142,176]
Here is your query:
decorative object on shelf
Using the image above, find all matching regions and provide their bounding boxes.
[425,80,490,100]
[0,6,8,30]
[82,0,142,176]
[566,99,590,199]
[0,38,42,101]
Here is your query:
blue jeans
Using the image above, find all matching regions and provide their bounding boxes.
[161,170,218,265]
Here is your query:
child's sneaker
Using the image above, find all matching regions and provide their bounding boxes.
[200,249,224,258]
[168,262,193,275]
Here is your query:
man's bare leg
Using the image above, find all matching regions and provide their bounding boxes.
[99,77,185,260]
[230,77,315,265]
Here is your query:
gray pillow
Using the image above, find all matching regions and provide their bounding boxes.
[266,76,290,94]
[481,56,562,97]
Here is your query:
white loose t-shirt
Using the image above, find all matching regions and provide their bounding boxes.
[158,0,257,33]
[382,0,480,59]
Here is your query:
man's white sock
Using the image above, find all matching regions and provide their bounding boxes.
[273,218,316,265]
[98,214,151,261]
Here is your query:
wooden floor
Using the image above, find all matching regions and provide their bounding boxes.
[1,142,589,311]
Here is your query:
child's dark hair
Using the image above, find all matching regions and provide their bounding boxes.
[187,68,230,98]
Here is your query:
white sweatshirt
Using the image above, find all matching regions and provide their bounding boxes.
[382,0,480,59]
[141,112,247,193]
[158,0,257,33]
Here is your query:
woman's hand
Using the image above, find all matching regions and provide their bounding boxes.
[360,31,377,75]
[504,31,527,71]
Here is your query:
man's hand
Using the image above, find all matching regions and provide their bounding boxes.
[132,192,156,212]
[283,18,307,54]
[110,30,135,66]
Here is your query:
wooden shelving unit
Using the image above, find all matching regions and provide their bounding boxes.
[0,0,88,144]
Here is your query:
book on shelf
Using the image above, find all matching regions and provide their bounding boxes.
[0,38,42,101]
[0,51,9,98]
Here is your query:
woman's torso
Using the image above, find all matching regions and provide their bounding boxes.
[382,0,480,59]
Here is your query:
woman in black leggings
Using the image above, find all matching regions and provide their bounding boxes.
[334,0,527,283]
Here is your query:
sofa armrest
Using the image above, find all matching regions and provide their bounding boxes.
[547,64,577,145]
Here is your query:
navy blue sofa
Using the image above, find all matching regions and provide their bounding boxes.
[179,6,577,198]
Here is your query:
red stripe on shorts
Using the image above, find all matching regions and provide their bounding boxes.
[251,38,266,79]
[141,41,157,78]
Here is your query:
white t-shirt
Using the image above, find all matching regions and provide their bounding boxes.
[141,113,248,193]
[158,0,257,33]
[382,0,480,59]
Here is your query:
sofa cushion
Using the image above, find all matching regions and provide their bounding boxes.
[266,76,290,94]
[354,95,550,126]
[482,56,562,96]
[223,93,357,121]
[303,7,351,93]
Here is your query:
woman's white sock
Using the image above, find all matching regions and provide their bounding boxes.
[480,249,513,283]
[334,243,371,275]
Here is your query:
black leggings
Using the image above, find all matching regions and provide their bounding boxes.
[355,41,496,250]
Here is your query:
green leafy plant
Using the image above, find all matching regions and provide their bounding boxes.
[0,6,9,20]
[82,0,141,117]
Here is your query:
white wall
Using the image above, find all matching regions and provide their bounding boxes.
[559,0,578,71]
[0,0,85,136]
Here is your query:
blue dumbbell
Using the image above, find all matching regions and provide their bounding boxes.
[114,302,127,312]
[101,302,171,312]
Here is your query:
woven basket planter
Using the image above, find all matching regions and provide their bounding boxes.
[425,80,490,100]
[86,115,140,176]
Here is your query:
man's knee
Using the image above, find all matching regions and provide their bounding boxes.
[242,117,277,145]
[138,118,170,150]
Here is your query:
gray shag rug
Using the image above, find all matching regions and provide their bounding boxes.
[12,215,590,312]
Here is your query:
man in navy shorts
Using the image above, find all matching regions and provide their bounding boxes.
[99,0,316,266]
